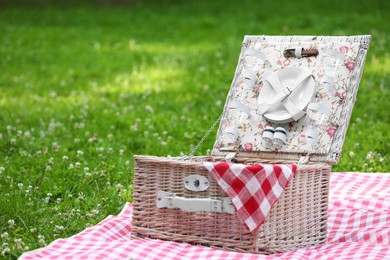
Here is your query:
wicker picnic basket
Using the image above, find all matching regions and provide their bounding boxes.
[131,35,371,254]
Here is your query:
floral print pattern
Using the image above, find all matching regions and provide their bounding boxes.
[214,38,362,157]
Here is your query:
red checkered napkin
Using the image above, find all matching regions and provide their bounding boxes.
[203,162,297,232]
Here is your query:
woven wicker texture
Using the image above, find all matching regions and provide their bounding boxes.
[132,156,330,254]
[131,35,370,254]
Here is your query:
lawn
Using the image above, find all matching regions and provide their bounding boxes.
[0,0,389,258]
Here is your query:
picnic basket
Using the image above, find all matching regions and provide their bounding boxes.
[131,35,371,254]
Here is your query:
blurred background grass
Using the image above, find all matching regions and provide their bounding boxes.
[0,0,389,258]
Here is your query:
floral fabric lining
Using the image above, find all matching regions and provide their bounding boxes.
[214,40,361,155]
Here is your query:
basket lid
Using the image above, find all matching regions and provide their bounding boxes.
[212,35,371,164]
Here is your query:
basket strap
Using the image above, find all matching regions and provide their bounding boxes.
[320,50,345,87]
[244,48,266,61]
[229,100,250,116]
[307,102,332,118]
[242,48,266,89]
[242,65,257,88]
[295,47,303,58]
[321,49,345,62]
[259,70,312,121]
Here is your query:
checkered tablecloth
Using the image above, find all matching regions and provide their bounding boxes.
[203,162,297,232]
[20,172,390,260]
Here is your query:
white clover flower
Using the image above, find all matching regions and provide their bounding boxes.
[366,151,375,162]
[88,136,97,143]
[125,161,130,166]
[68,163,75,170]
[24,131,31,138]
[145,105,154,113]
[77,150,84,157]
[74,138,80,143]
[75,162,81,169]
[1,247,10,256]
[48,157,54,165]
[45,165,52,172]
[0,167,4,174]
[10,138,16,145]
[84,167,89,173]
[68,194,73,198]
[62,155,69,161]
[14,238,25,249]
[78,192,85,201]
[116,183,123,191]
[30,228,37,233]
[85,223,93,228]
[107,133,113,139]
[119,149,124,156]
[349,151,355,157]
[130,124,138,131]
[56,198,61,204]
[17,183,23,189]
[53,225,64,233]
[1,232,9,241]
[7,220,15,229]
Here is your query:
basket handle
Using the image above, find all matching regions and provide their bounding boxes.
[156,191,235,214]
[284,48,319,58]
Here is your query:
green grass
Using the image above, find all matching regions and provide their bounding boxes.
[0,0,389,258]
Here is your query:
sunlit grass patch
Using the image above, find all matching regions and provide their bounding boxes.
[0,1,389,258]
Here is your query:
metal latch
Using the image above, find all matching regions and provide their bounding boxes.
[156,191,236,214]
[298,154,310,164]
[184,175,209,192]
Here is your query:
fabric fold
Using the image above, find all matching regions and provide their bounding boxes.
[203,162,297,232]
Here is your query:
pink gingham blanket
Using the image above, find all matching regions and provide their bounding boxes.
[203,162,297,232]
[20,172,390,260]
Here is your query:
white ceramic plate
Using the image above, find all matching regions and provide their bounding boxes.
[258,67,315,124]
